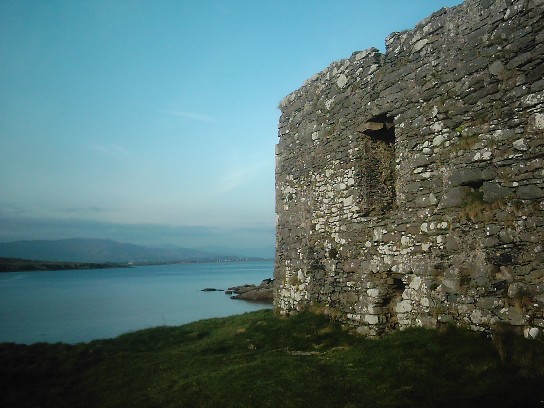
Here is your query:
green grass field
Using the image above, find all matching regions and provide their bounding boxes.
[1,310,543,407]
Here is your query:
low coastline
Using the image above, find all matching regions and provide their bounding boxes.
[0,257,273,273]
[0,257,129,273]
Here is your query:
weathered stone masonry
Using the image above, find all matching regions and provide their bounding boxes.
[274,0,544,338]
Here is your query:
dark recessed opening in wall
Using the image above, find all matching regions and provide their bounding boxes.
[362,113,395,145]
[359,113,396,214]
[391,277,405,292]
[464,180,484,190]
[328,248,338,259]
[382,276,406,330]
[381,277,406,307]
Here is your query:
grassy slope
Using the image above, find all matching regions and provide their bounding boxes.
[1,310,543,408]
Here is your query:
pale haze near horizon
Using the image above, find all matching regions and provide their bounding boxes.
[0,0,463,255]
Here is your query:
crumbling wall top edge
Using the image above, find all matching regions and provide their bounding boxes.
[278,1,469,112]
[278,47,382,111]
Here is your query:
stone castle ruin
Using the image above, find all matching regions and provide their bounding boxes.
[274,0,544,338]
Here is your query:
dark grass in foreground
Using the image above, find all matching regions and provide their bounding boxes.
[1,310,543,408]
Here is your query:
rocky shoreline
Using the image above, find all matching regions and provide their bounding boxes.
[202,278,274,304]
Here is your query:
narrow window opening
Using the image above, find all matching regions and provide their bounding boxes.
[359,113,396,214]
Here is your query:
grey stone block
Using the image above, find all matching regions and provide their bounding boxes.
[439,186,471,208]
[481,182,511,203]
[449,168,484,187]
[517,185,544,199]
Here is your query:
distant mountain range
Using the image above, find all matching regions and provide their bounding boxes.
[0,238,263,264]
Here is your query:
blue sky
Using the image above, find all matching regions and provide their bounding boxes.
[0,0,462,255]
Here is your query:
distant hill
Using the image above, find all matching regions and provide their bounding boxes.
[0,238,249,264]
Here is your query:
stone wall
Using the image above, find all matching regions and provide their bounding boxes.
[274,0,544,338]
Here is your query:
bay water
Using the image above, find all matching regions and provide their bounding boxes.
[0,261,273,344]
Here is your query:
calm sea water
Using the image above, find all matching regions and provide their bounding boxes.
[0,261,273,344]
